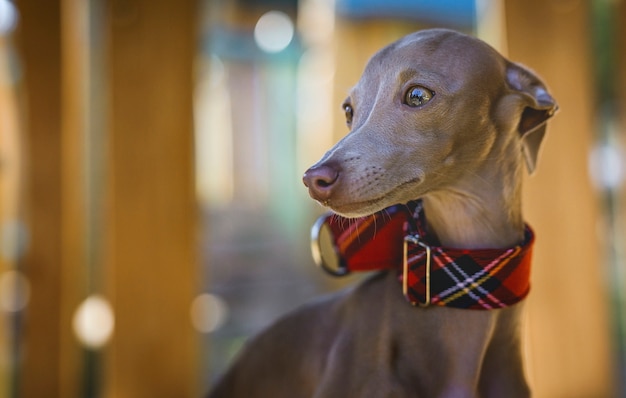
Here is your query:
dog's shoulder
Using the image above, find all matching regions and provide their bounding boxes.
[209,273,397,397]
[209,288,354,397]
[254,284,355,344]
[264,271,390,324]
[217,274,386,365]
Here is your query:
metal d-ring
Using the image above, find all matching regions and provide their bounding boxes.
[310,213,350,277]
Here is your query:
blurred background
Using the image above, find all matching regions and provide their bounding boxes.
[0,0,624,397]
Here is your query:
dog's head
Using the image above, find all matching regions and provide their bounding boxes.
[303,29,557,217]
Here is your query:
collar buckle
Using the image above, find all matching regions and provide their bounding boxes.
[403,234,431,307]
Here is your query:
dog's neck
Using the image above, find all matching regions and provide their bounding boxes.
[422,148,525,250]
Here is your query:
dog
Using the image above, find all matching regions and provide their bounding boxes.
[209,28,557,398]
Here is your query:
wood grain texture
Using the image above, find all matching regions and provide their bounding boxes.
[103,1,199,397]
[14,2,65,396]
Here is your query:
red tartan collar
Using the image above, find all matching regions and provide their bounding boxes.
[311,200,534,310]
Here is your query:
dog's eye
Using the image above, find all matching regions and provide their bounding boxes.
[343,104,354,126]
[404,86,434,107]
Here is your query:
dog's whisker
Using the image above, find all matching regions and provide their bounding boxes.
[371,213,378,238]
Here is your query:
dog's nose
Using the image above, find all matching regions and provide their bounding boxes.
[302,164,339,202]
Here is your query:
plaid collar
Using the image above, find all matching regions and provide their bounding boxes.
[311,200,534,310]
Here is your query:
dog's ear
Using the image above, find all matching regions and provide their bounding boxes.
[506,62,558,174]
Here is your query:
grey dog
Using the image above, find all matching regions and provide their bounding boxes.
[209,28,557,398]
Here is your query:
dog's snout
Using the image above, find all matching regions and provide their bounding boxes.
[303,164,340,202]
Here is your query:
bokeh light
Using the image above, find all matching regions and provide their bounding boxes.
[190,293,228,334]
[0,270,30,312]
[0,0,18,35]
[72,295,115,349]
[589,144,625,190]
[254,10,294,54]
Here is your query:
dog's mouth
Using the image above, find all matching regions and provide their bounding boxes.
[325,177,422,217]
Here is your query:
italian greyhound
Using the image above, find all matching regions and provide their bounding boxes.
[209,29,557,397]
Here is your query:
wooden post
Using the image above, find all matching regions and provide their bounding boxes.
[16,0,89,396]
[0,22,25,398]
[103,1,199,397]
[15,0,199,396]
[506,1,613,397]
[14,2,66,396]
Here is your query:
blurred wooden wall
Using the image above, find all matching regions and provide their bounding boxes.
[15,2,70,396]
[15,0,200,397]
[103,1,199,397]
